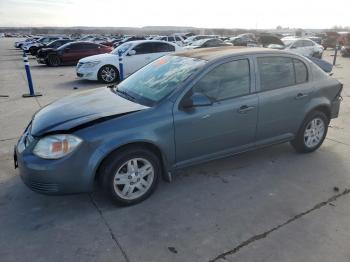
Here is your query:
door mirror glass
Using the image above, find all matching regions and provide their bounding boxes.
[182,92,213,108]
[128,49,136,56]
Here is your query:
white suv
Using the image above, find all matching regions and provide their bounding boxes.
[282,37,324,58]
[76,40,182,83]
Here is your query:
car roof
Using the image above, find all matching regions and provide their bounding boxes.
[172,46,297,61]
[126,40,177,46]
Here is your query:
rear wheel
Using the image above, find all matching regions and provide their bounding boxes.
[99,147,161,206]
[291,111,329,153]
[98,65,119,83]
[47,54,61,67]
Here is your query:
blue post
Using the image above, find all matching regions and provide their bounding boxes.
[118,49,124,81]
[22,51,42,98]
[333,44,338,66]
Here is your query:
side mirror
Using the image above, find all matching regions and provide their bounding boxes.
[181,92,213,109]
[128,50,136,56]
[290,45,296,49]
[64,47,71,53]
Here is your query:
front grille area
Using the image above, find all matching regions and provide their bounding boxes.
[29,181,59,193]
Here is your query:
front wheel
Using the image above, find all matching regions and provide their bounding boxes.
[98,65,119,83]
[29,47,37,56]
[291,111,329,153]
[100,147,161,206]
[47,55,61,67]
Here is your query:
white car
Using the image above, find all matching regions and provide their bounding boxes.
[76,40,182,83]
[184,35,219,45]
[281,37,324,58]
[154,35,185,46]
[14,37,40,48]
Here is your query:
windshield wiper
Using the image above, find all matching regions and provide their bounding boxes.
[116,87,137,101]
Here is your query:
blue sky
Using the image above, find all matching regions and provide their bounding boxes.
[0,0,349,29]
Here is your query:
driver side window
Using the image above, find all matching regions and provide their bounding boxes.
[193,59,250,101]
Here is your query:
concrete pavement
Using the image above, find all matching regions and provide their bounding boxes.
[0,37,350,262]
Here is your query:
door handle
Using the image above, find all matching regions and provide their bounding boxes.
[238,105,255,114]
[295,93,308,100]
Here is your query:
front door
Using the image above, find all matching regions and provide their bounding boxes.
[124,42,155,77]
[173,58,258,166]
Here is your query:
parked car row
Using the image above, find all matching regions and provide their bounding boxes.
[15,32,348,87]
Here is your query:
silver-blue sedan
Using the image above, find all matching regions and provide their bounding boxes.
[15,47,343,205]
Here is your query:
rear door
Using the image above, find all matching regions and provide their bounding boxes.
[173,57,258,165]
[82,43,101,57]
[255,55,313,143]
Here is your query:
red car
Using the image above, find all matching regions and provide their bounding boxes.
[40,41,113,66]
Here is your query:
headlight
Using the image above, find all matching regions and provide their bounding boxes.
[33,134,82,159]
[83,61,100,68]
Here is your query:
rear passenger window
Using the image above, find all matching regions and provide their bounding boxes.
[293,59,308,84]
[257,57,295,91]
[193,59,250,101]
[153,43,175,52]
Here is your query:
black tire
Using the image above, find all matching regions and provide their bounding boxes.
[97,65,119,84]
[291,111,329,153]
[99,147,161,206]
[47,54,61,67]
[29,47,37,56]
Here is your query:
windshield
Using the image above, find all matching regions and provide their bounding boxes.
[117,55,207,105]
[111,42,133,55]
[57,42,71,50]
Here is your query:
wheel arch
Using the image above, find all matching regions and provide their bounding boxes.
[305,104,331,121]
[94,141,170,184]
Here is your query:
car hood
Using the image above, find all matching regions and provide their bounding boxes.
[38,47,55,54]
[79,53,115,63]
[30,88,148,136]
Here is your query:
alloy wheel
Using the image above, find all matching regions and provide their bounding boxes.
[101,66,116,83]
[113,158,154,200]
[303,117,325,148]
